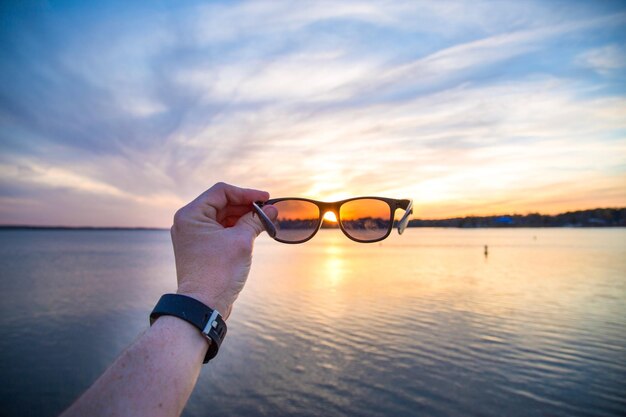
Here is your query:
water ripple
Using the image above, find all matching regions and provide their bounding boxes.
[1,229,625,417]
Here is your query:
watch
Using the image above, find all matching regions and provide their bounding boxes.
[150,294,227,363]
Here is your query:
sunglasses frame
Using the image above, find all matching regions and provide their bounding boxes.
[253,197,413,244]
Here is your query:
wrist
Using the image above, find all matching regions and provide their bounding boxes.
[150,294,228,363]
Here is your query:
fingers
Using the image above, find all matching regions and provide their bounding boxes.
[234,205,278,237]
[216,204,254,225]
[263,205,278,221]
[195,182,269,212]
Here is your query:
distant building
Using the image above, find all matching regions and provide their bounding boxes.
[495,216,514,225]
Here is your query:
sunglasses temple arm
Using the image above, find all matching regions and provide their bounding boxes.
[252,202,277,238]
[397,200,413,235]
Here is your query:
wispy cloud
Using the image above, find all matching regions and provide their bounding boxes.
[0,0,625,225]
[576,44,626,76]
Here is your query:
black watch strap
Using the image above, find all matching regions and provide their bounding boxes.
[150,294,227,363]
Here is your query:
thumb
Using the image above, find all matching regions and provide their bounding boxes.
[234,205,278,237]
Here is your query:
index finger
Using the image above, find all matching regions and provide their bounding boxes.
[194,182,270,211]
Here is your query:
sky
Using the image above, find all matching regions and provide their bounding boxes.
[0,0,625,227]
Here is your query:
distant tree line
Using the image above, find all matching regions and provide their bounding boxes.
[407,208,626,228]
[2,208,625,230]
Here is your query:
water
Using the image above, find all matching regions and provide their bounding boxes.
[0,228,625,416]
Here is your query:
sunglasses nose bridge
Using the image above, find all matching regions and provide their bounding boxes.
[318,201,340,219]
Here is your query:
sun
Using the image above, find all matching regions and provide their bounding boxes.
[323,211,338,222]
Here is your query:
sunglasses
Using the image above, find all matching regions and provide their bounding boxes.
[252,197,413,244]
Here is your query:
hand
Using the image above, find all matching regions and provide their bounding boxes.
[170,182,277,319]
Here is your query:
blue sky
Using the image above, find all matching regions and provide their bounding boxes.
[1,0,625,226]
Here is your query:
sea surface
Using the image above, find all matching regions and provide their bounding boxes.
[0,228,625,417]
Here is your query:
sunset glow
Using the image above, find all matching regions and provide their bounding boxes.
[323,212,338,223]
[0,1,625,227]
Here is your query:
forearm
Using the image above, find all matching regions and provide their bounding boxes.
[61,183,273,417]
[61,316,208,417]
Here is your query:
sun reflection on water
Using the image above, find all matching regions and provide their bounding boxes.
[323,236,345,287]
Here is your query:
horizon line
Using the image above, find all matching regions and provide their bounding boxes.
[1,207,623,230]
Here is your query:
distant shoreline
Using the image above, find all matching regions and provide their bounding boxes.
[0,225,168,231]
[3,226,625,231]
[406,207,625,228]
[1,208,624,230]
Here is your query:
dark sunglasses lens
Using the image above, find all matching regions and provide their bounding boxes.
[339,199,392,241]
[271,200,320,242]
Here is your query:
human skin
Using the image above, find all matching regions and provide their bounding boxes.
[60,182,277,417]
